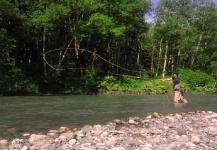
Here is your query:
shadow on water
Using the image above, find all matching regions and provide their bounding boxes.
[0,93,216,139]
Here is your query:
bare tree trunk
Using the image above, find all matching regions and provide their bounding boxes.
[138,44,142,78]
[137,45,140,64]
[74,37,80,59]
[151,40,155,73]
[162,39,168,78]
[117,46,120,75]
[156,38,162,77]
[43,27,46,76]
[170,54,174,72]
[191,33,202,66]
[92,48,96,71]
[107,42,111,75]
[69,18,80,59]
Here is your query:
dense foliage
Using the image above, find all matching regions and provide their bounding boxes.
[0,0,217,95]
[98,69,217,94]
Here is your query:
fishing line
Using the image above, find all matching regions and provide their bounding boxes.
[165,90,171,103]
[43,48,141,78]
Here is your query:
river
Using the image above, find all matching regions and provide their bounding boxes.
[0,93,216,139]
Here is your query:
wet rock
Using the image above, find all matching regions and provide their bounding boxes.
[105,137,118,146]
[175,135,189,143]
[47,130,60,133]
[177,128,187,135]
[146,115,152,119]
[58,135,67,142]
[23,133,31,137]
[60,132,75,141]
[9,139,28,150]
[92,124,103,136]
[134,116,140,121]
[112,146,125,150]
[106,122,116,131]
[207,111,213,114]
[0,139,8,149]
[114,119,122,124]
[190,135,201,144]
[4,111,217,149]
[168,142,178,149]
[175,114,183,119]
[124,138,143,146]
[29,134,51,149]
[152,112,160,118]
[58,126,70,132]
[186,142,196,148]
[101,131,109,137]
[81,125,93,134]
[140,128,149,134]
[7,128,18,135]
[128,119,137,125]
[75,130,85,139]
[69,138,76,145]
[165,116,175,122]
[21,145,28,150]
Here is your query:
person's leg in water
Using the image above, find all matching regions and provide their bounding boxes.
[174,91,180,103]
[174,91,188,103]
[180,91,188,103]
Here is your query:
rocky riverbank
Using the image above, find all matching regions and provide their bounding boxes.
[1,111,217,150]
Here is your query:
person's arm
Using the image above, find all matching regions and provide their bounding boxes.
[171,77,175,86]
[170,81,174,87]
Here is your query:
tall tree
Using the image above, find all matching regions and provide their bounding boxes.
[153,0,217,77]
[27,0,70,76]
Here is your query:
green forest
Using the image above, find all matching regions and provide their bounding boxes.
[0,0,217,95]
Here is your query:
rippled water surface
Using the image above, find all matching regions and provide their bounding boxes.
[0,94,216,138]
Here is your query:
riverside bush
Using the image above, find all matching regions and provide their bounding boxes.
[81,70,99,94]
[97,69,217,94]
[145,79,171,92]
[98,75,171,93]
[178,69,217,93]
[1,68,39,95]
[118,75,144,92]
[98,75,117,90]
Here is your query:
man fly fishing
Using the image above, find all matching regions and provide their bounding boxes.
[171,72,188,103]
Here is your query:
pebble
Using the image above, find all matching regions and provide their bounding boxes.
[1,111,217,149]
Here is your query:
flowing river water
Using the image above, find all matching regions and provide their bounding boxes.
[0,93,216,139]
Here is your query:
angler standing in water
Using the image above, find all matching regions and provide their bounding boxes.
[172,72,188,103]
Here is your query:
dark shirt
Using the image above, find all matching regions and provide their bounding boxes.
[173,77,180,91]
[173,77,180,85]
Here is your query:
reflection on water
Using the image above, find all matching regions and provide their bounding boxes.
[0,94,216,139]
